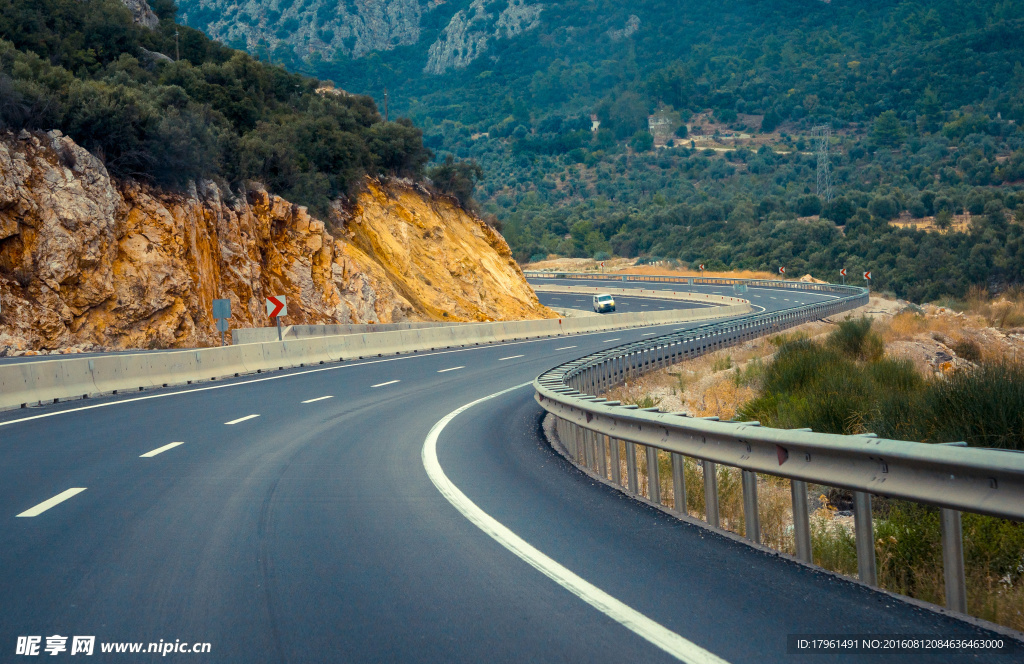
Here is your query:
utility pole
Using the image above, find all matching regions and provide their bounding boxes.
[812,125,834,205]
[383,88,389,122]
[175,29,180,61]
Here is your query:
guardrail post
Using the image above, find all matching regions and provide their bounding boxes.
[791,480,813,564]
[626,442,639,494]
[940,508,968,613]
[853,491,877,586]
[574,425,585,464]
[646,446,661,504]
[703,460,720,527]
[610,437,621,486]
[741,470,761,543]
[671,453,686,515]
[597,433,607,478]
[560,420,573,458]
[582,428,593,469]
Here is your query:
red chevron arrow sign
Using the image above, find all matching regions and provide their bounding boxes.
[779,266,786,274]
[863,271,872,280]
[266,295,287,318]
[840,268,847,277]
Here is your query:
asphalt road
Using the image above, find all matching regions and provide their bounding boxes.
[1,279,1017,663]
[534,290,711,313]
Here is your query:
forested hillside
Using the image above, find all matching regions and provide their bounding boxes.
[0,0,435,216]
[176,0,1024,300]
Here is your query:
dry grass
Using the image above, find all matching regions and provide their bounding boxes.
[878,302,1024,370]
[889,213,973,234]
[522,255,776,280]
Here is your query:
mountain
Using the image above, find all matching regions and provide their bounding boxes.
[177,0,1024,300]
[0,0,549,353]
[0,130,548,352]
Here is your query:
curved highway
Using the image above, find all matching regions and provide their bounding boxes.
[1,279,1015,662]
[534,290,712,313]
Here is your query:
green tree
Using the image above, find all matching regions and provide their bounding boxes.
[629,130,654,152]
[796,194,822,217]
[873,111,906,147]
[427,155,483,209]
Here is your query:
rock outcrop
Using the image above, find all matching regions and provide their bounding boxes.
[180,0,429,59]
[425,0,544,74]
[123,0,160,28]
[175,0,543,73]
[0,131,551,353]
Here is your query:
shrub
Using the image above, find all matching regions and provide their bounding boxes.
[952,338,982,362]
[427,155,484,209]
[827,316,885,362]
[916,362,1024,450]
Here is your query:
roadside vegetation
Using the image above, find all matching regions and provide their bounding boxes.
[0,0,484,216]
[601,304,1024,630]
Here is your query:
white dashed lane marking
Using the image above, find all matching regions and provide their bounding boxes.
[437,366,465,373]
[302,396,333,403]
[17,488,87,517]
[498,355,525,361]
[140,442,184,458]
[225,414,260,425]
[372,380,401,388]
[555,346,577,351]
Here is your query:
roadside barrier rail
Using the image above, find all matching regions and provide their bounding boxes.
[524,270,845,295]
[0,299,751,412]
[533,276,1024,616]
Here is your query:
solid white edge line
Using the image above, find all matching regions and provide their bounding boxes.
[17,488,87,517]
[302,396,334,403]
[139,442,184,458]
[371,380,400,387]
[498,355,524,361]
[421,384,729,664]
[437,366,465,373]
[225,414,260,425]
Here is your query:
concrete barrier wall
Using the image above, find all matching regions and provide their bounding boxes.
[231,321,456,345]
[0,302,751,411]
[232,285,746,344]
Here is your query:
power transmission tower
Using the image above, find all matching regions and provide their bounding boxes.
[812,125,834,204]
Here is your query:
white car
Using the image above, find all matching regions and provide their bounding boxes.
[593,294,616,313]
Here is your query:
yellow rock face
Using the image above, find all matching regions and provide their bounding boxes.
[0,130,552,352]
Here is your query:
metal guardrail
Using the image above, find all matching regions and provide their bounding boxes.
[533,276,1024,616]
[524,270,845,294]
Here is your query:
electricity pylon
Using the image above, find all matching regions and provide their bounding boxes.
[812,125,834,204]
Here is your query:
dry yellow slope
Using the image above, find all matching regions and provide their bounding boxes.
[0,130,552,352]
[347,180,553,323]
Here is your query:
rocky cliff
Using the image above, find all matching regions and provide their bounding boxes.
[176,0,543,74]
[0,130,551,354]
[180,0,430,59]
[424,0,543,74]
